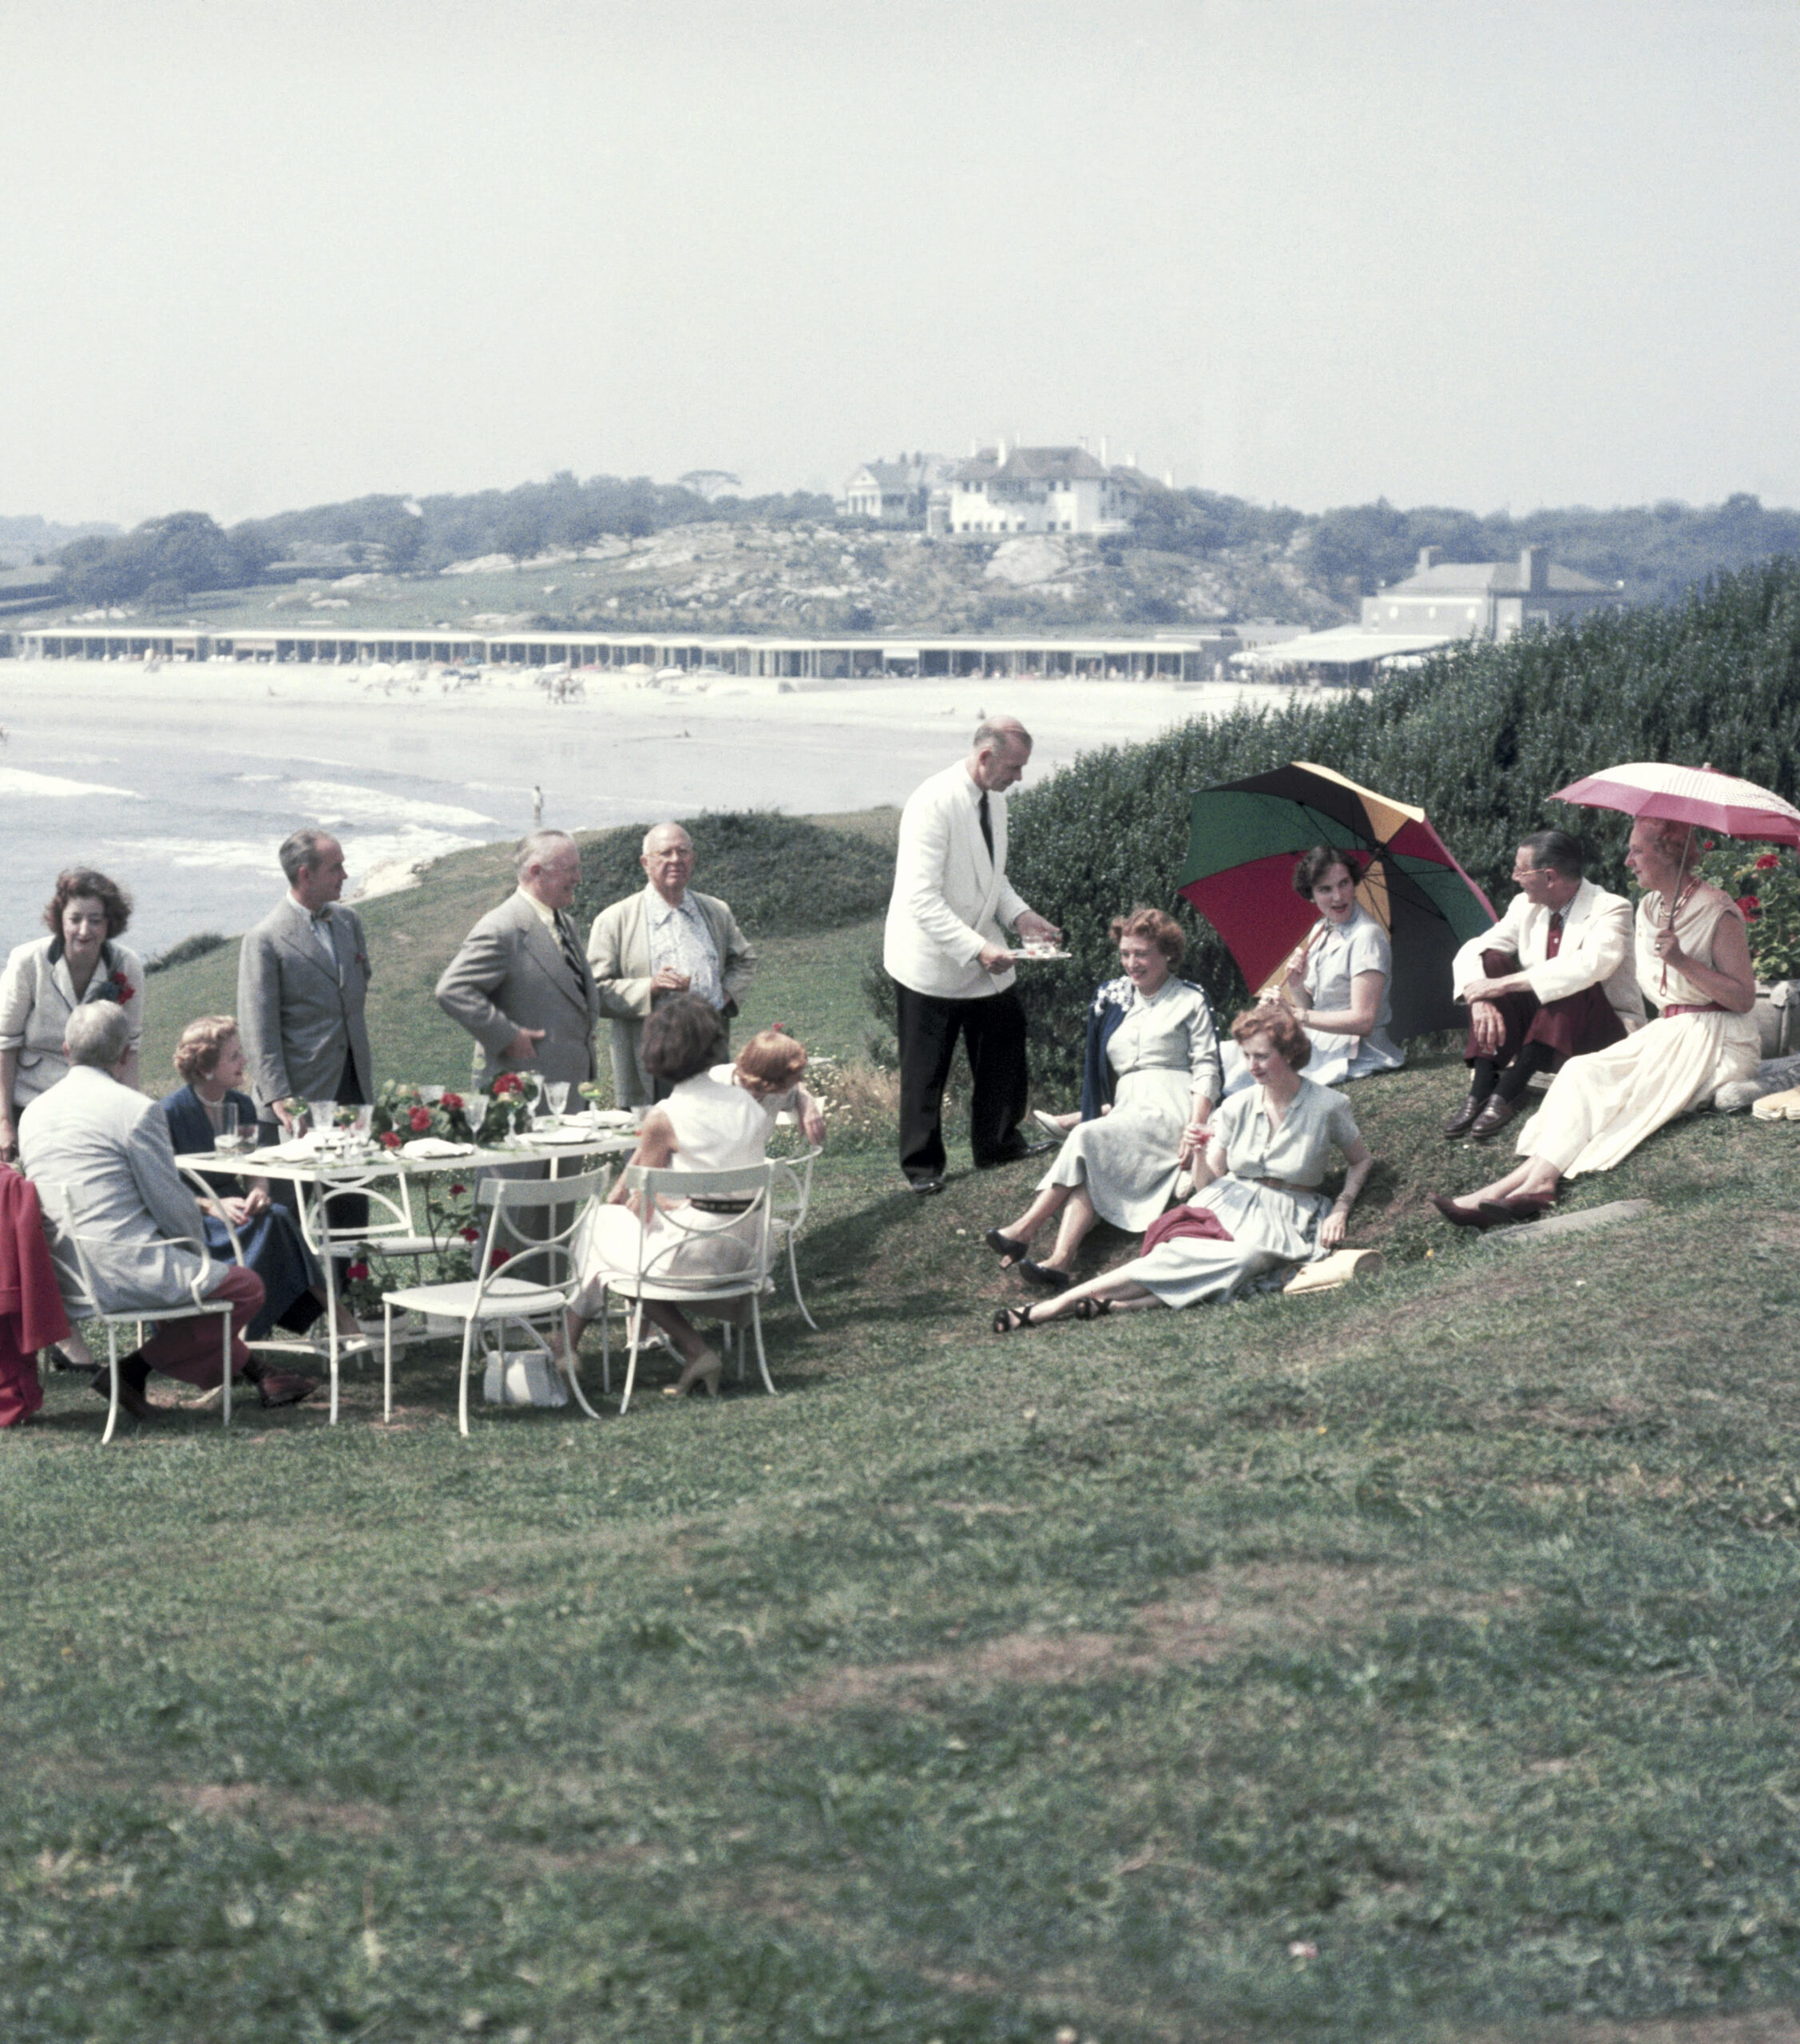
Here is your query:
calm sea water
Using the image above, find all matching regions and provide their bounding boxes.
[0,661,1282,953]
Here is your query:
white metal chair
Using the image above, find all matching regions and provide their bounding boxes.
[42,1181,241,1444]
[597,1161,779,1415]
[378,1169,609,1436]
[290,1159,453,1424]
[765,1148,820,1330]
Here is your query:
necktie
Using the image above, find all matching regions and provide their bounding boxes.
[1545,909,1564,959]
[311,909,341,981]
[978,789,994,862]
[556,914,588,989]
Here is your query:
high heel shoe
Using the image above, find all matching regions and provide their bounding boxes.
[1429,1191,1499,1230]
[984,1227,1030,1267]
[1476,1193,1556,1226]
[664,1348,723,1398]
[1019,1259,1072,1293]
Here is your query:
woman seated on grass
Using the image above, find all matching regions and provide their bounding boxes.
[563,998,802,1398]
[1432,816,1759,1228]
[1221,846,1403,1094]
[986,907,1219,1293]
[160,1015,363,1353]
[993,1003,1373,1332]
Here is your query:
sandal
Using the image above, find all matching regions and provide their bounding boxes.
[1076,1297,1113,1321]
[992,1302,1046,1334]
[984,1227,1031,1267]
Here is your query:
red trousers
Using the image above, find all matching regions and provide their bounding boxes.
[1464,947,1626,1069]
[139,1266,265,1388]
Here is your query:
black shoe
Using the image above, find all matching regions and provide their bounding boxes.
[906,1175,946,1195]
[1019,1259,1072,1293]
[89,1361,158,1424]
[1468,1095,1521,1143]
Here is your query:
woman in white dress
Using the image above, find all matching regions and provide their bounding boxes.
[1432,817,1760,1227]
[993,1004,1374,1331]
[565,1000,804,1396]
[986,909,1220,1291]
[1222,847,1404,1093]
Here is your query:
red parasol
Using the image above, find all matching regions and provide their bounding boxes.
[1551,762,1800,848]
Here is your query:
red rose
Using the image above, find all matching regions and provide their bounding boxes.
[346,1262,370,1281]
[112,971,135,1002]
[493,1074,521,1096]
[488,1246,511,1267]
[1703,839,1716,851]
[379,1131,402,1150]
[1755,853,1781,869]
[408,1106,432,1132]
[460,1225,480,1242]
[441,1091,463,1110]
[1737,894,1761,919]
[449,1182,466,1196]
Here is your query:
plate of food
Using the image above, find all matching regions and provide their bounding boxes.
[1011,945,1072,961]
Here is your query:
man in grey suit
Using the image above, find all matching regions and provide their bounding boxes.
[586,823,757,1107]
[19,1004,315,1420]
[237,828,374,1139]
[434,830,601,1087]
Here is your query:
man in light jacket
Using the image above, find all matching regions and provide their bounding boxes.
[883,717,1061,1193]
[586,824,756,1107]
[1445,827,1645,1141]
[237,828,374,1139]
[435,830,601,1088]
[19,1004,314,1420]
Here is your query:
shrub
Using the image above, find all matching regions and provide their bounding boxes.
[570,811,893,940]
[1698,844,1800,981]
[145,931,228,975]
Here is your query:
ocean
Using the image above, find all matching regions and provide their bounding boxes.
[0,660,1288,953]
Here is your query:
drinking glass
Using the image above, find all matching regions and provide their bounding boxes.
[418,1084,445,1106]
[463,1094,489,1140]
[218,1099,241,1153]
[309,1099,339,1141]
[544,1080,569,1118]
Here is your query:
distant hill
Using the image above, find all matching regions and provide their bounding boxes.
[0,513,117,570]
[15,473,1800,634]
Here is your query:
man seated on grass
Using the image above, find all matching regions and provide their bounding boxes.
[1444,829,1644,1142]
[18,1004,315,1423]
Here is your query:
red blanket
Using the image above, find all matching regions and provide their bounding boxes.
[0,1167,71,1427]
[1140,1202,1235,1255]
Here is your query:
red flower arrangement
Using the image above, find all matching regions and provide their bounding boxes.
[94,967,136,1006]
[379,1131,402,1150]
[492,1073,525,1096]
[407,1106,433,1133]
[441,1091,464,1111]
[1756,853,1781,870]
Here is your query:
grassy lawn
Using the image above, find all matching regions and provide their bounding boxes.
[10,838,1800,2041]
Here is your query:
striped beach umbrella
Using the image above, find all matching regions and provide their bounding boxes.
[1176,760,1497,1039]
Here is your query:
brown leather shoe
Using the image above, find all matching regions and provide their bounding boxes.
[1442,1091,1487,1139]
[253,1370,319,1408]
[1468,1095,1520,1142]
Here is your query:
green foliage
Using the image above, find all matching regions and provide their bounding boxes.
[1699,842,1800,980]
[1009,554,1800,1088]
[55,512,272,604]
[145,930,228,976]
[569,812,894,941]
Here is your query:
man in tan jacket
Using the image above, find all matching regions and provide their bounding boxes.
[586,824,755,1107]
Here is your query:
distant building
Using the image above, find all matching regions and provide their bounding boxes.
[1234,544,1621,675]
[839,453,953,523]
[1362,544,1617,640]
[948,442,1146,537]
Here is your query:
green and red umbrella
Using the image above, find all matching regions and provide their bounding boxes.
[1176,760,1497,1038]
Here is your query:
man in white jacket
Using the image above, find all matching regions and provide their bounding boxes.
[883,718,1061,1192]
[1445,828,1645,1141]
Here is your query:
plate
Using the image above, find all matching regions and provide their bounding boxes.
[529,1125,626,1147]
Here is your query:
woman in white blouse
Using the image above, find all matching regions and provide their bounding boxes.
[987,908,1221,1289]
[0,866,145,1166]
[995,1004,1373,1330]
[1223,847,1403,1092]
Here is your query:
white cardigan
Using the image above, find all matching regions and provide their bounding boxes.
[883,761,1033,1000]
[0,936,146,1111]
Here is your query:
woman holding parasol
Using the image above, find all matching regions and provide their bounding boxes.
[1433,810,1760,1224]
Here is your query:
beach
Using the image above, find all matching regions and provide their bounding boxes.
[0,658,1298,951]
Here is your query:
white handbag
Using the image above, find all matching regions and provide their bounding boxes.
[482,1345,569,1408]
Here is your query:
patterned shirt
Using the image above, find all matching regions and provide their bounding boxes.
[647,888,724,1010]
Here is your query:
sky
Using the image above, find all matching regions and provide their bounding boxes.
[4,0,1798,529]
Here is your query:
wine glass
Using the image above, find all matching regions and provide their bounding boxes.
[308,1099,339,1141]
[463,1093,489,1142]
[544,1080,569,1119]
[418,1084,445,1106]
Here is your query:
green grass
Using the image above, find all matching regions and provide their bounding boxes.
[15,834,1800,2041]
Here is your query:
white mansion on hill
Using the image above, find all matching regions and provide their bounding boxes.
[947,442,1147,537]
